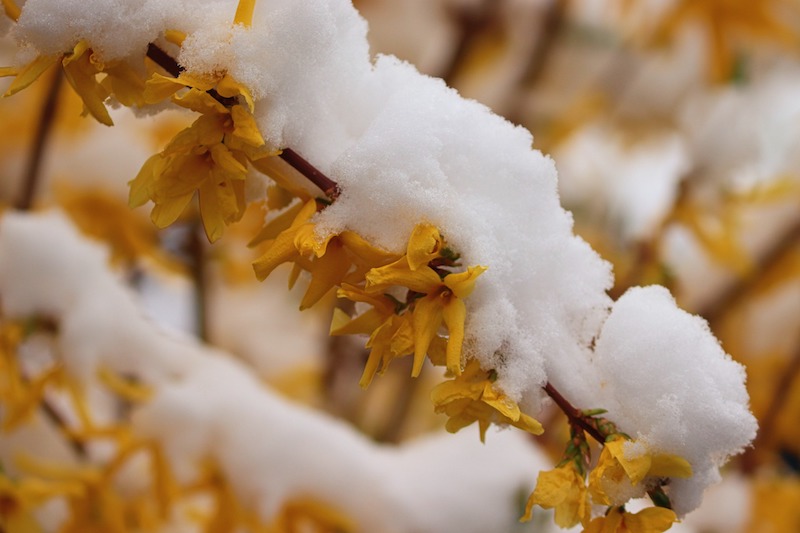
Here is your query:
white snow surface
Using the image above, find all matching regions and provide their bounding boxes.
[5,0,757,517]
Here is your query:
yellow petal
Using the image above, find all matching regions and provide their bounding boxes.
[648,453,693,479]
[198,173,244,242]
[230,104,265,145]
[411,295,443,377]
[607,438,651,485]
[164,29,187,46]
[252,227,301,280]
[150,192,194,228]
[172,87,228,115]
[523,464,587,527]
[430,379,483,406]
[406,223,441,270]
[102,61,146,107]
[339,231,398,267]
[234,0,256,27]
[248,200,304,247]
[300,241,351,310]
[443,265,487,299]
[143,73,187,104]
[2,0,21,22]
[218,74,255,111]
[623,507,678,533]
[330,307,386,336]
[129,154,162,207]
[4,54,59,96]
[62,48,113,126]
[210,143,248,176]
[441,297,466,375]
[365,259,441,294]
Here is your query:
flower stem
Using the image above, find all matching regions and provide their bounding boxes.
[16,68,62,210]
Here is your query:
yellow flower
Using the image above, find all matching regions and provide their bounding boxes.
[1,40,146,125]
[430,359,543,442]
[130,73,276,242]
[589,436,692,506]
[252,200,398,308]
[521,462,591,528]
[365,257,486,377]
[582,506,677,533]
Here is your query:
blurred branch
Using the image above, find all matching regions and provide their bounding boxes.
[188,222,209,342]
[700,215,800,324]
[441,0,499,85]
[16,68,62,210]
[741,342,800,473]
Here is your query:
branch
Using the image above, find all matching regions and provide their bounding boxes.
[543,382,606,443]
[16,68,63,210]
[700,215,800,324]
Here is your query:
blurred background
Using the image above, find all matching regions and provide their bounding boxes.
[2,0,800,531]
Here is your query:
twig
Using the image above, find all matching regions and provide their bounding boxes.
[440,0,498,85]
[16,68,63,210]
[278,148,340,199]
[741,341,800,473]
[700,215,800,324]
[188,222,209,341]
[543,382,605,443]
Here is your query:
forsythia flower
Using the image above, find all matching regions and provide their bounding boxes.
[430,359,543,442]
[521,462,590,528]
[130,72,276,242]
[582,506,677,533]
[589,436,693,506]
[1,40,146,125]
[364,224,485,377]
[252,199,398,309]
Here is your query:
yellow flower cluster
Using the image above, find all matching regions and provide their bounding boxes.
[129,71,278,242]
[522,434,692,532]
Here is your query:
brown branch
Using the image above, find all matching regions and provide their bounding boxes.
[700,216,800,324]
[278,148,340,200]
[188,222,209,342]
[543,382,605,443]
[16,68,63,210]
[741,341,800,473]
[146,43,183,77]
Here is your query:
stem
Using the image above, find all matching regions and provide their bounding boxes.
[543,382,605,443]
[146,43,183,77]
[279,148,340,200]
[188,222,209,342]
[16,68,63,210]
[440,0,498,85]
[700,215,800,324]
[741,342,800,473]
